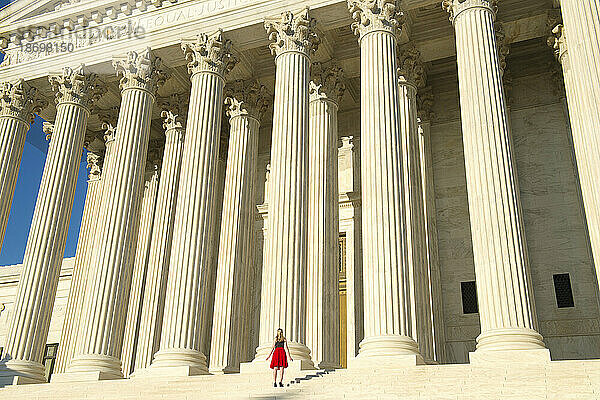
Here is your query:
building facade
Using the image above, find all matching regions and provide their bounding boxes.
[0,0,599,391]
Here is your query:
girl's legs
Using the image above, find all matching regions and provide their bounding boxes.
[279,367,285,383]
[273,367,278,382]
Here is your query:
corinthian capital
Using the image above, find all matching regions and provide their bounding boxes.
[309,62,346,104]
[347,0,404,39]
[49,64,105,109]
[0,79,47,123]
[42,121,54,142]
[157,93,188,132]
[495,22,510,76]
[225,79,270,121]
[397,45,426,88]
[87,151,103,181]
[548,24,567,63]
[181,30,238,77]
[113,48,167,95]
[265,8,320,57]
[442,0,497,23]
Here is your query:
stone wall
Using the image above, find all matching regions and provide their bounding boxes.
[0,258,74,352]
[429,47,600,363]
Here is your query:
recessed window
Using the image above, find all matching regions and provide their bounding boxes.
[553,273,575,308]
[461,281,478,314]
[43,343,59,381]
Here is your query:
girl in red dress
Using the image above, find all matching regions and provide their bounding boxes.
[266,328,293,387]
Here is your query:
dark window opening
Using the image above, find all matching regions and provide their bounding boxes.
[461,281,478,314]
[43,343,59,381]
[553,273,575,308]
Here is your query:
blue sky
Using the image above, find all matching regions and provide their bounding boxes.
[0,0,88,265]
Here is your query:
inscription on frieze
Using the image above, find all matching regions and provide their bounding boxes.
[0,0,256,67]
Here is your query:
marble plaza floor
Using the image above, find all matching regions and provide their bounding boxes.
[1,358,599,399]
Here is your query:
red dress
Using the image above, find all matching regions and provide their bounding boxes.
[270,340,288,368]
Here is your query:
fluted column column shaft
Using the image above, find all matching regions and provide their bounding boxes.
[356,29,420,358]
[559,1,600,287]
[0,116,29,249]
[121,171,159,377]
[397,80,434,361]
[209,112,259,373]
[55,171,103,373]
[153,62,225,373]
[70,51,161,378]
[306,96,340,369]
[448,0,545,351]
[2,97,90,382]
[417,119,446,363]
[134,122,185,371]
[256,50,311,361]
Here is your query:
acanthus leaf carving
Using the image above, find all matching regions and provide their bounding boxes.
[264,8,320,57]
[225,79,271,121]
[42,121,54,142]
[309,62,346,104]
[417,86,435,122]
[442,0,497,23]
[86,150,103,181]
[0,79,48,124]
[181,30,237,77]
[113,48,167,94]
[397,44,426,89]
[347,0,405,39]
[48,64,105,109]
[157,92,188,134]
[494,22,510,76]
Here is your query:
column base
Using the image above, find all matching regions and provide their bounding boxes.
[55,354,123,382]
[469,348,551,365]
[146,348,209,377]
[357,334,423,357]
[476,328,547,351]
[0,360,47,386]
[208,365,240,374]
[346,335,425,369]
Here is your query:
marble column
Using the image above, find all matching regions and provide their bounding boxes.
[209,80,269,374]
[151,30,236,375]
[0,80,45,251]
[134,97,186,372]
[54,149,104,374]
[555,1,600,289]
[396,45,434,363]
[67,49,165,380]
[306,63,343,369]
[121,147,161,377]
[0,65,101,385]
[59,116,119,374]
[252,8,319,366]
[347,0,422,363]
[443,0,547,354]
[417,87,447,364]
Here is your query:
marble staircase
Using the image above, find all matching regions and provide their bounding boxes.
[1,358,598,399]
